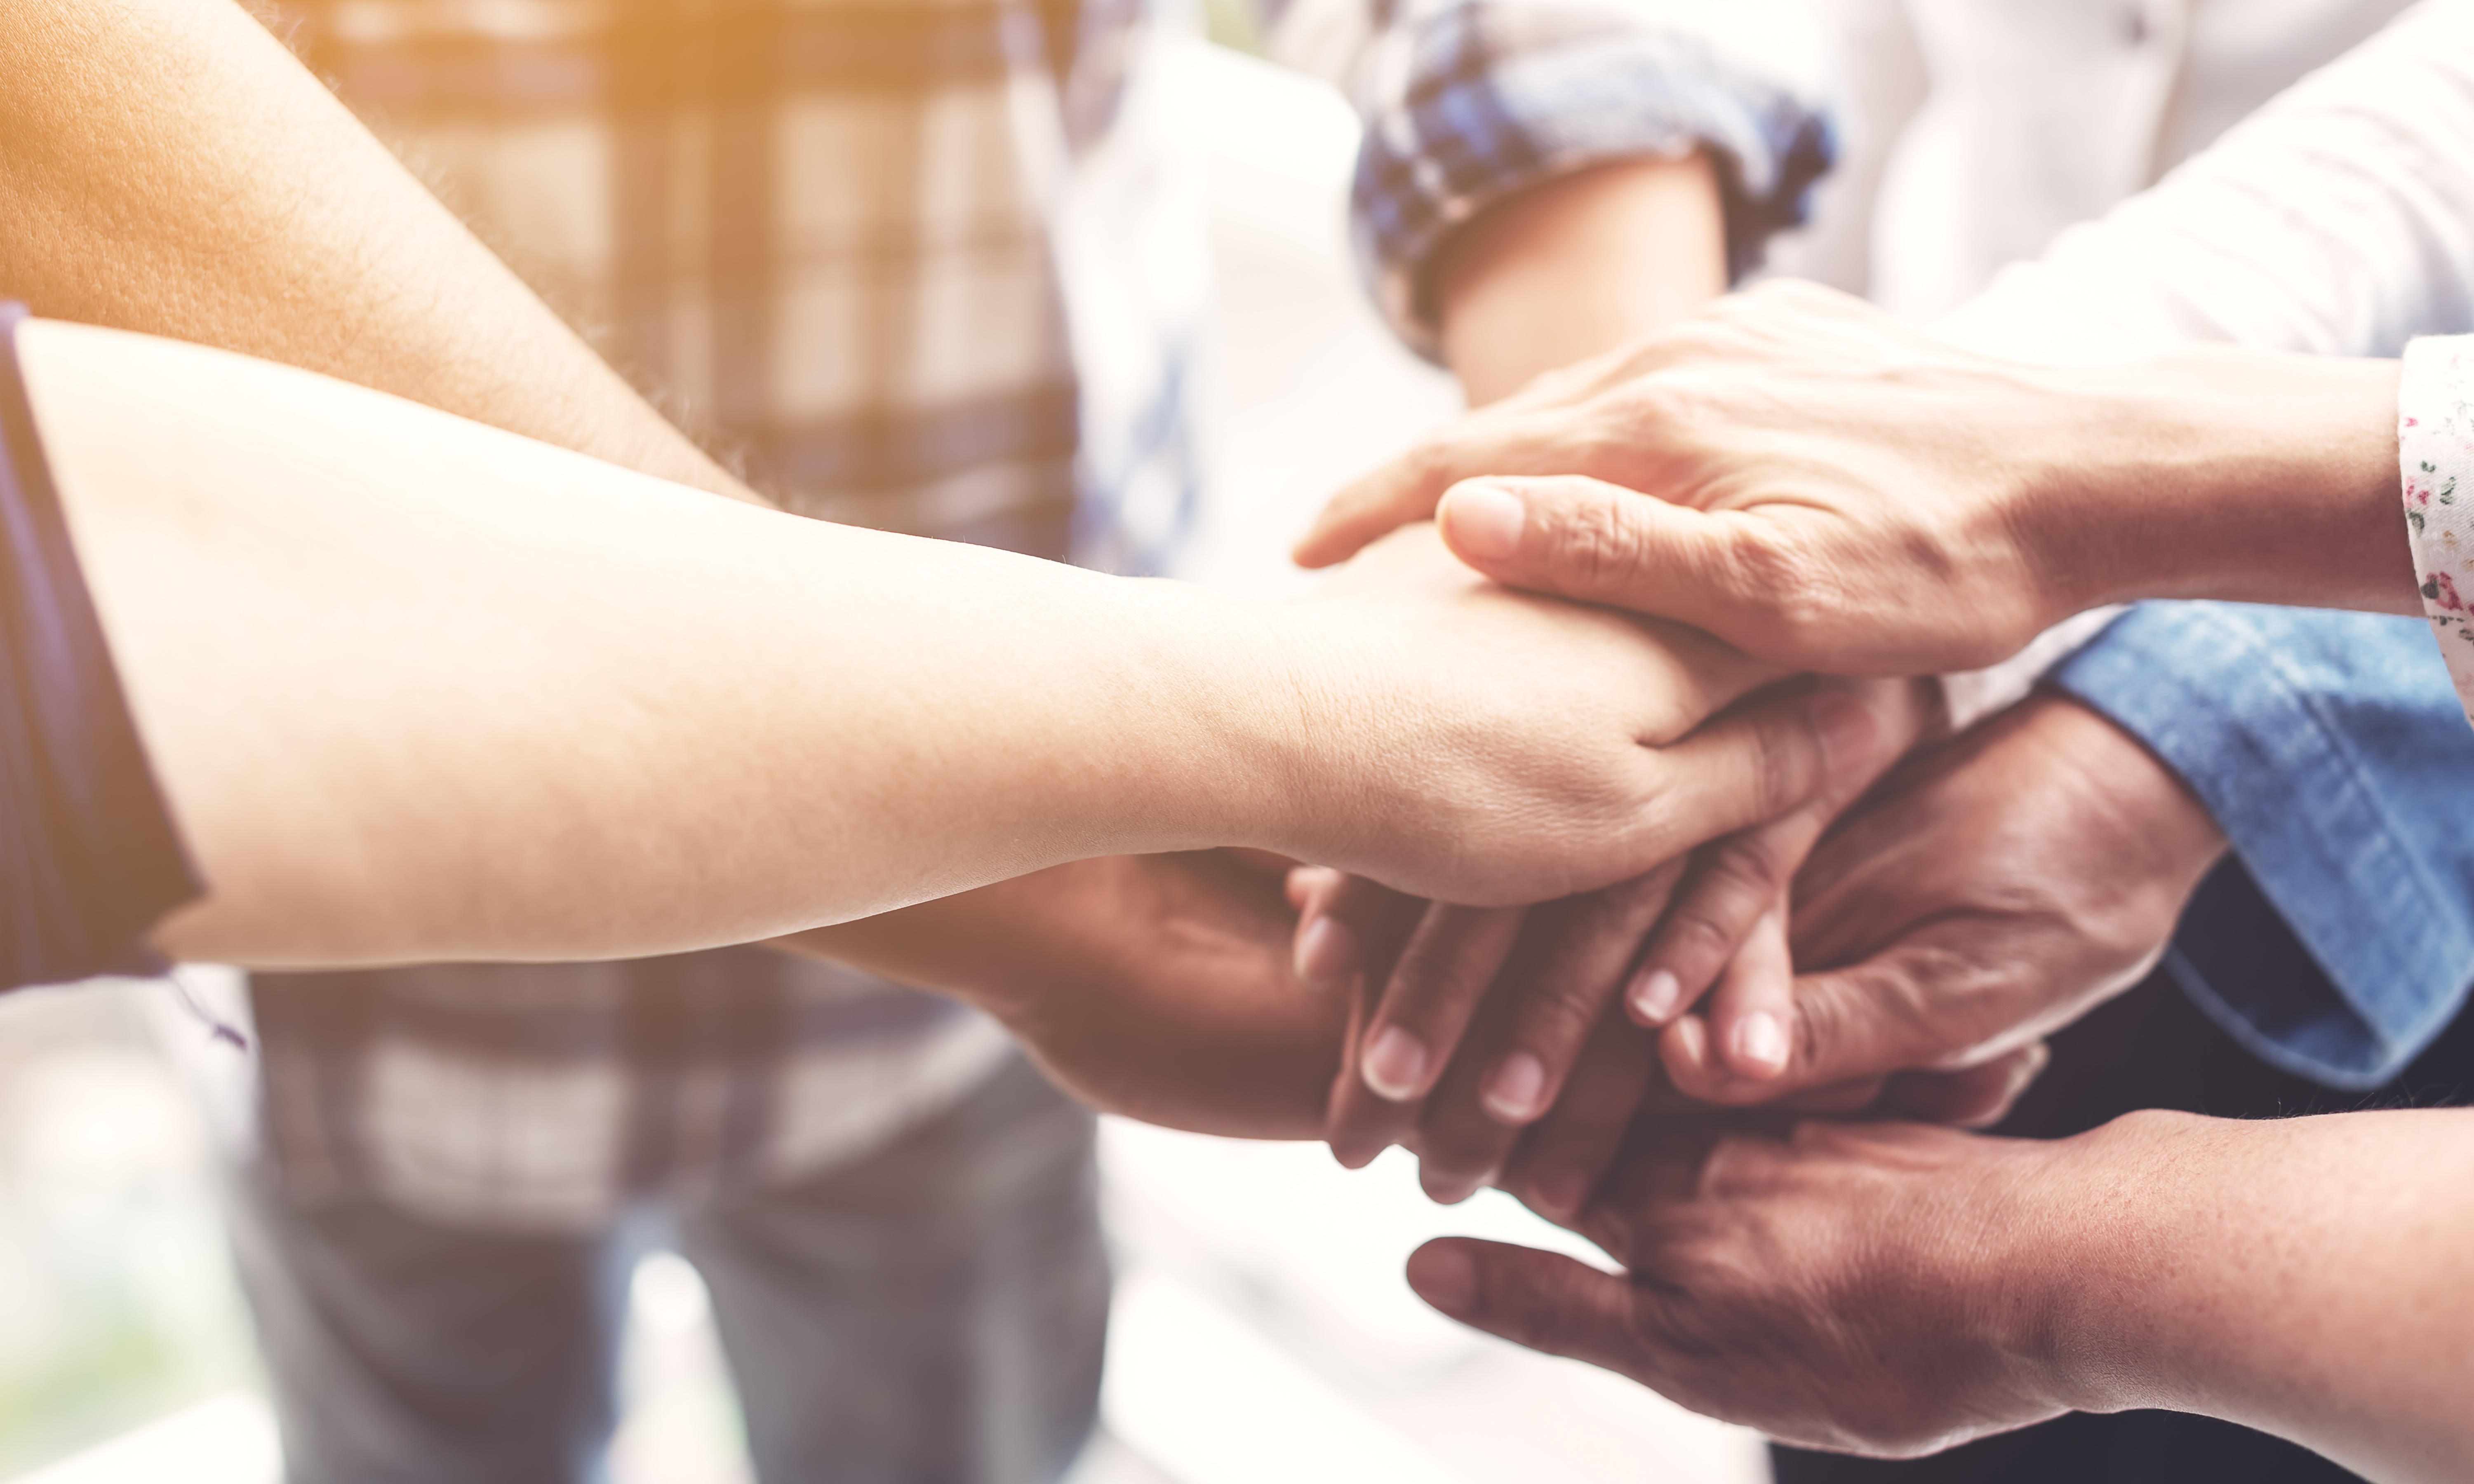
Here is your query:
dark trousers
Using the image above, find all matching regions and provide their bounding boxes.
[1773,967,2474,1484]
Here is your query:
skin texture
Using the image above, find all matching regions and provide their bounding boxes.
[1301,168,1972,1190]
[1406,1106,2474,1483]
[1299,280,2416,674]
[1660,690,2227,1107]
[26,319,1850,964]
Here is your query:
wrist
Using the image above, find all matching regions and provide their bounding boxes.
[2033,353,2408,615]
[1996,1108,2228,1418]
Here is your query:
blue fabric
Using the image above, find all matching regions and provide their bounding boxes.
[2051,601,2474,1088]
[0,303,203,991]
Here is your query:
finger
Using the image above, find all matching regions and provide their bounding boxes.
[1290,871,1420,994]
[1619,687,1874,874]
[1627,825,1812,1028]
[1406,1239,1665,1389]
[1436,474,1782,655]
[1878,1042,2049,1129]
[1700,906,1796,1081]
[1501,1010,1661,1223]
[1663,939,1975,1107]
[1629,680,1929,1027]
[1326,902,1527,1169]
[1482,862,1688,1125]
[1292,409,1594,569]
[1410,863,1687,1205]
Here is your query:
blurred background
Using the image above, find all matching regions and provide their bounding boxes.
[0,38,1766,1484]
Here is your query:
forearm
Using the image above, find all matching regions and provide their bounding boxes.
[0,0,744,501]
[25,320,1311,966]
[2015,1108,2474,1480]
[780,852,1342,1139]
[1434,156,1728,405]
[2034,352,2413,617]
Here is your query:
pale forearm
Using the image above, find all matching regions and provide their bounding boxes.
[2033,352,2414,618]
[0,0,744,501]
[26,320,1303,965]
[1434,157,1727,406]
[2018,1108,2474,1481]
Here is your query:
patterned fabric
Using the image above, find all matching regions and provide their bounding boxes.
[1341,0,1832,355]
[0,305,203,991]
[2402,333,2474,730]
[245,0,1826,1230]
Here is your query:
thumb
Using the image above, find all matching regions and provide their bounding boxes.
[1406,1238,1659,1384]
[1294,409,1597,569]
[1437,475,1780,650]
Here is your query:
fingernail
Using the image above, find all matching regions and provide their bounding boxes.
[1630,967,1683,1025]
[1530,1169,1588,1220]
[1363,1026,1429,1101]
[1482,1052,1547,1124]
[1442,482,1525,561]
[1406,1243,1479,1318]
[1732,1010,1789,1077]
[1810,691,1876,788]
[1293,914,1359,991]
[1421,1168,1485,1205]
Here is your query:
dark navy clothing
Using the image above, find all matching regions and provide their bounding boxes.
[0,303,200,991]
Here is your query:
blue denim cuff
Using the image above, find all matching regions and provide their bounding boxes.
[2052,601,2474,1087]
[1351,0,1832,357]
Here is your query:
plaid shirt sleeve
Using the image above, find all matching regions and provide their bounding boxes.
[1338,0,1834,356]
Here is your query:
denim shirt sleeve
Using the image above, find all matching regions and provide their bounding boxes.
[1348,0,1834,357]
[2049,601,2474,1089]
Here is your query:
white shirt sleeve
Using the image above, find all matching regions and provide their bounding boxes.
[1933,0,2474,726]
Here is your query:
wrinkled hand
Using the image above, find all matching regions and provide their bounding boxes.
[1295,281,2114,675]
[1404,1117,2079,1456]
[1656,690,2226,1108]
[1282,523,1873,907]
[1291,676,1944,1199]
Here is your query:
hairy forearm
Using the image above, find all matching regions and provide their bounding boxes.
[2013,1108,2474,1480]
[0,0,745,502]
[26,320,1314,965]
[1433,156,1727,406]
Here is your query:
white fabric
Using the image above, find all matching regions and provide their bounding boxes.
[2400,333,2474,730]
[1749,0,2465,722]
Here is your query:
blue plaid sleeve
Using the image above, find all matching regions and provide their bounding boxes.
[2051,601,2474,1089]
[1352,1,1833,356]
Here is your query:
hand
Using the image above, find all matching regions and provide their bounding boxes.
[1404,1118,2079,1456]
[1296,281,2412,674]
[1657,690,2226,1109]
[1295,676,1944,1197]
[781,850,1340,1139]
[1275,523,1873,907]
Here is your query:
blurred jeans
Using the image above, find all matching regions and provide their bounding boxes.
[222,1051,1108,1484]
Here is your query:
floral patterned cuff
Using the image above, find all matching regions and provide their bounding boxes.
[2402,335,2474,731]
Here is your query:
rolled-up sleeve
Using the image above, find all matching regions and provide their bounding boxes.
[2051,601,2474,1087]
[1348,0,1833,356]
[0,304,203,991]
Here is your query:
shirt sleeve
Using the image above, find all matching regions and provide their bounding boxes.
[2399,332,2474,731]
[0,304,203,991]
[2050,601,2474,1088]
[1315,0,1833,357]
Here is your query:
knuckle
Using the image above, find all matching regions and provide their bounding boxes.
[1660,904,1739,965]
[1700,834,1790,906]
[1542,488,1652,598]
